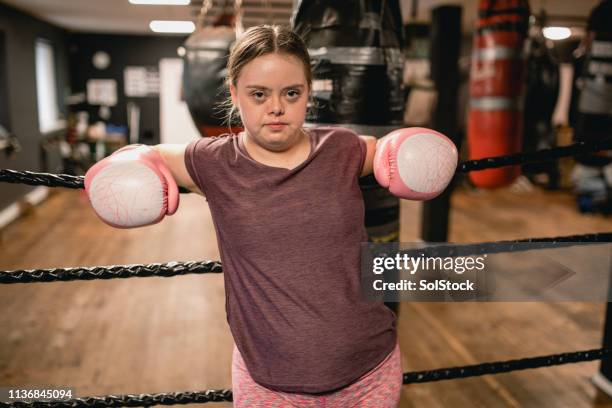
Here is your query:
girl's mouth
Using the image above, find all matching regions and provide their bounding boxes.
[266,123,287,130]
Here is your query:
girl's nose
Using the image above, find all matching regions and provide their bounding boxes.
[269,96,284,116]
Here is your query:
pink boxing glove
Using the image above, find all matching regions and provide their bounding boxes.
[84,144,179,228]
[374,127,458,200]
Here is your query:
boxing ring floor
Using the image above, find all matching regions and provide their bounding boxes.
[1,185,612,407]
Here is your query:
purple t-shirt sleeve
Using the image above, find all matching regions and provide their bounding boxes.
[356,134,368,177]
[184,138,213,197]
[338,127,367,178]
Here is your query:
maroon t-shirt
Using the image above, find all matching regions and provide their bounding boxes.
[184,126,397,394]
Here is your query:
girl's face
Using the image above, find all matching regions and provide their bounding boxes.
[230,53,310,152]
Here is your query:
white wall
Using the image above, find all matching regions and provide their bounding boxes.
[159,58,201,145]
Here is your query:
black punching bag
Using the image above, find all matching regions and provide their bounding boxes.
[182,24,238,137]
[292,0,405,244]
[522,29,560,183]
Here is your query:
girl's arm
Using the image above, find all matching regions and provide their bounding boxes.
[359,135,378,177]
[153,144,203,196]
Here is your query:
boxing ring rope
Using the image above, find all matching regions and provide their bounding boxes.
[0,232,609,284]
[1,137,611,190]
[1,139,612,406]
[458,137,612,173]
[0,261,223,284]
[0,349,609,407]
[0,390,235,407]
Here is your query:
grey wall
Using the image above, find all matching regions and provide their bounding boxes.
[0,2,186,216]
[68,33,186,145]
[0,3,69,211]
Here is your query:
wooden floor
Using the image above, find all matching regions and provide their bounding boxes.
[1,182,612,407]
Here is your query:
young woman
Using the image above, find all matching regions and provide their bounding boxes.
[85,24,457,407]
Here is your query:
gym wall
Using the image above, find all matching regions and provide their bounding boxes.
[67,33,186,146]
[0,3,69,211]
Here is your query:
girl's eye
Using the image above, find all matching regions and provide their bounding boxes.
[252,91,265,100]
[286,90,300,99]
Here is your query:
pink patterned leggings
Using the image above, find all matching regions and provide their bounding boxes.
[231,342,402,407]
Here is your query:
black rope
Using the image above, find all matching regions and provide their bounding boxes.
[403,347,610,384]
[2,347,609,407]
[0,169,191,194]
[2,139,611,191]
[0,261,222,284]
[458,137,612,173]
[0,389,233,407]
[397,231,612,258]
[0,169,84,189]
[2,232,610,285]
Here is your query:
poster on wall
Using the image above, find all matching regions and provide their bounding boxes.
[86,79,117,106]
[124,66,160,97]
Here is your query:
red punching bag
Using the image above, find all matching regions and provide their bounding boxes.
[468,0,530,188]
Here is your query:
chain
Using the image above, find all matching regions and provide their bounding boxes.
[197,0,214,28]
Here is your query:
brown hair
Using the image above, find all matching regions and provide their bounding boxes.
[219,24,312,129]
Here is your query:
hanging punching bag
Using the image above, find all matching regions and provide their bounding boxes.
[467,0,530,188]
[522,28,560,178]
[292,0,405,243]
[182,17,240,137]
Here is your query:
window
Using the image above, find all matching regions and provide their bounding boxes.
[0,31,9,131]
[35,39,64,133]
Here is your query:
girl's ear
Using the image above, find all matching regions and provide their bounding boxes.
[229,83,237,106]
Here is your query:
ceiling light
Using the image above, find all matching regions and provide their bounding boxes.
[129,0,190,5]
[542,26,571,40]
[149,20,195,34]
